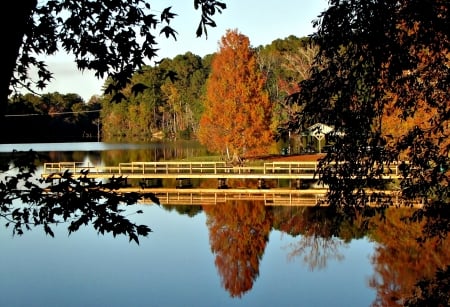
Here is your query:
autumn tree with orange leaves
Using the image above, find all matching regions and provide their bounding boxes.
[198,29,273,160]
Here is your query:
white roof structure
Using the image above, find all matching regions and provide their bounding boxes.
[307,123,334,139]
[306,123,334,153]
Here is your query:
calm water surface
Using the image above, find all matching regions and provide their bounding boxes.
[1,203,376,307]
[2,142,442,307]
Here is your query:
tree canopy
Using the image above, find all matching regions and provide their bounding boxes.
[5,34,314,144]
[278,3,450,298]
[100,52,211,141]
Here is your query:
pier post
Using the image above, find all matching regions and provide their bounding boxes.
[218,178,228,189]
[258,178,268,189]
[295,178,302,189]
[176,178,192,189]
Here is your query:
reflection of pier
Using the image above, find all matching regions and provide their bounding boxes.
[137,188,328,206]
[120,188,421,208]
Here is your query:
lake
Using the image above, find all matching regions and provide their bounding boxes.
[0,142,448,307]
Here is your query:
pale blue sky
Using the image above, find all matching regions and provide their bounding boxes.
[39,0,329,101]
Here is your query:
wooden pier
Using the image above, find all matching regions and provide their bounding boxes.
[41,160,401,181]
[39,161,419,207]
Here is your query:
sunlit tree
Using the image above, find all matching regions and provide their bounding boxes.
[198,29,273,160]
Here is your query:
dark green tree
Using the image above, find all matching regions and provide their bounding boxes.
[5,92,101,142]
[101,52,211,141]
[158,52,210,138]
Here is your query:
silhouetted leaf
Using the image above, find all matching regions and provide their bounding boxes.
[160,6,177,23]
[111,92,127,103]
[147,193,160,205]
[44,223,54,237]
[131,83,149,95]
[164,70,179,83]
[160,26,178,40]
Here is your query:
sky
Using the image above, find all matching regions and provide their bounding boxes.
[37,0,329,102]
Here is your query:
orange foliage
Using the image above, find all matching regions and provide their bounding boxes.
[382,96,433,139]
[277,78,300,96]
[380,16,450,159]
[203,200,272,297]
[368,208,450,306]
[198,29,273,158]
[382,95,450,158]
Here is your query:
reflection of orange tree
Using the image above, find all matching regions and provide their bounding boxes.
[203,200,272,298]
[272,206,349,271]
[368,208,450,307]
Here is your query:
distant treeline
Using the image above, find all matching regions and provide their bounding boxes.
[4,35,313,144]
[3,93,101,143]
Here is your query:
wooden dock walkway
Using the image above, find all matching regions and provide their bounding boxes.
[41,160,401,180]
[40,161,420,207]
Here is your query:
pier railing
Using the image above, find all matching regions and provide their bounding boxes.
[41,161,323,179]
[42,160,401,180]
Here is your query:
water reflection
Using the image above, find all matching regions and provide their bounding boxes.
[0,141,210,166]
[160,203,357,298]
[275,206,347,271]
[368,208,450,306]
[204,200,271,298]
[1,142,449,306]
[158,201,450,305]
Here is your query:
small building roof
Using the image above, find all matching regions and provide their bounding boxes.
[307,123,334,136]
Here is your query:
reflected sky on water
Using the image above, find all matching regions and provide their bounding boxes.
[0,203,376,307]
[0,142,154,152]
[0,141,210,167]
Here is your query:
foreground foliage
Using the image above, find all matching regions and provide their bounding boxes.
[0,150,158,244]
[277,3,449,304]
[281,0,449,233]
[2,0,226,241]
[3,0,226,115]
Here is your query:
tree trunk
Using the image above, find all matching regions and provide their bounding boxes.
[1,0,37,116]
